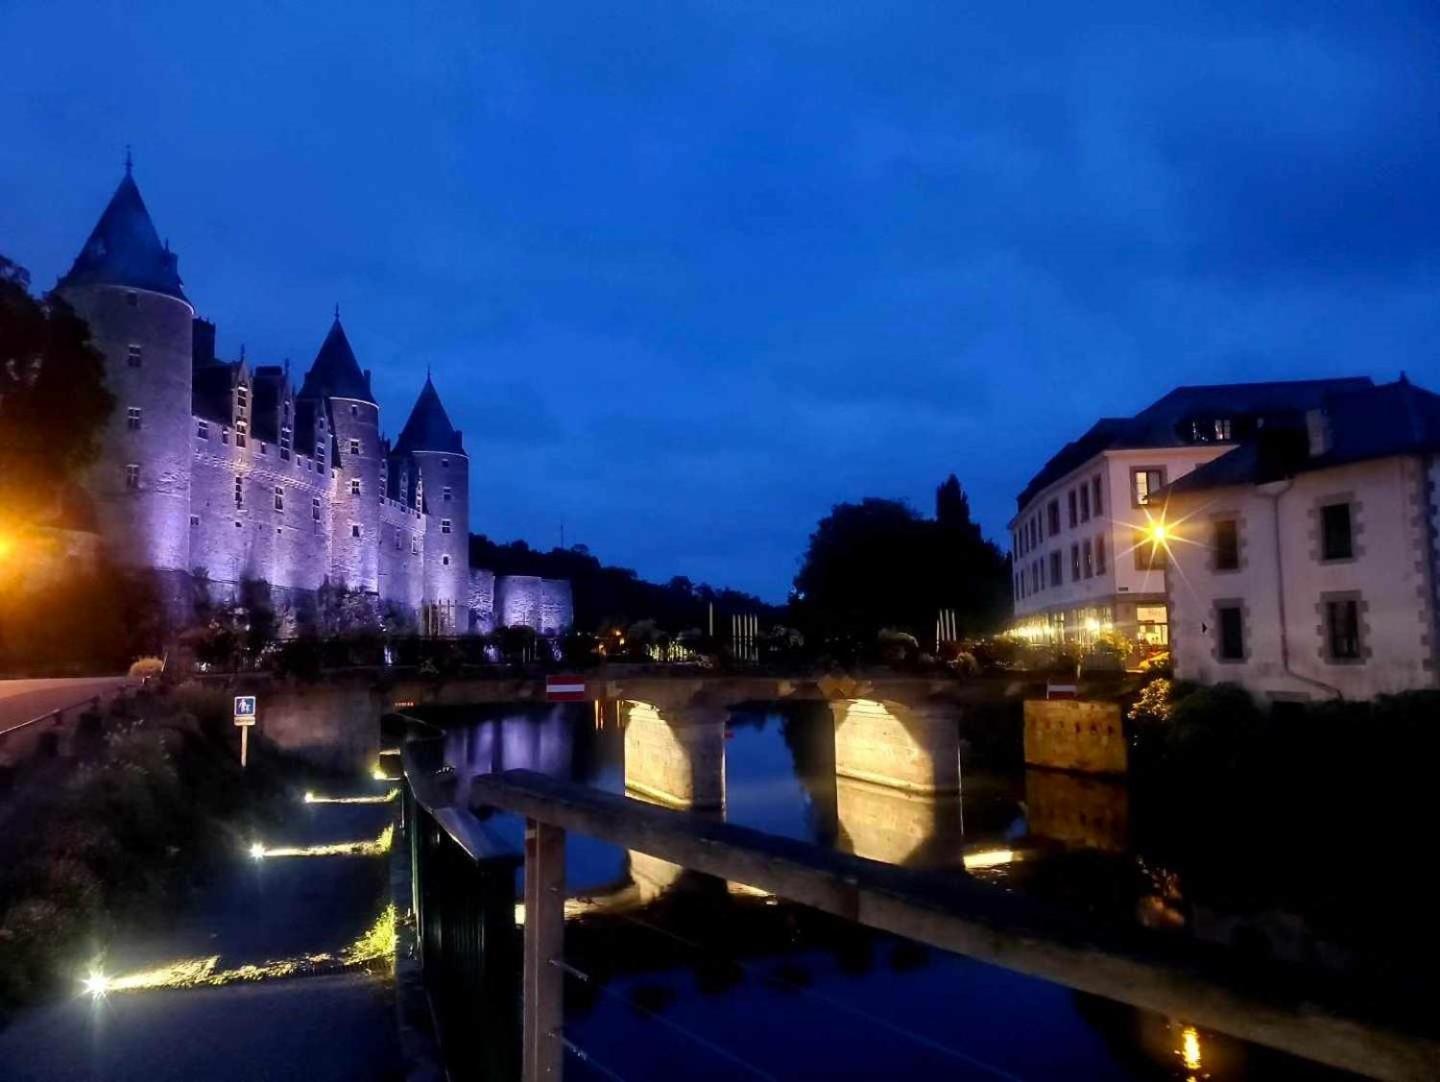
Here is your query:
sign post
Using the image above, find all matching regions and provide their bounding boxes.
[234,696,257,768]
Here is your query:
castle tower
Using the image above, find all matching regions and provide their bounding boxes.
[394,376,469,631]
[57,163,194,579]
[298,315,381,593]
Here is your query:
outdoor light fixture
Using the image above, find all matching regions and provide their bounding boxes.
[82,969,111,998]
[249,842,266,860]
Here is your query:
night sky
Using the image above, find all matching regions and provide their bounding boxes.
[2,3,1438,600]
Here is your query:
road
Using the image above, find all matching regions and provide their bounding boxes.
[0,676,131,734]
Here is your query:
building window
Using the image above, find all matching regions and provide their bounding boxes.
[127,344,142,368]
[411,538,419,555]
[1131,467,1166,507]
[440,518,452,535]
[280,426,292,461]
[1133,528,1168,570]
[1079,485,1090,522]
[442,486,453,503]
[1070,543,1081,582]
[442,555,451,566]
[1320,502,1354,561]
[349,439,360,456]
[189,514,199,527]
[1046,499,1060,536]
[1082,538,1094,578]
[350,478,362,496]
[350,404,359,418]
[236,420,248,447]
[1217,605,1245,661]
[124,464,140,490]
[1067,490,1077,528]
[1213,519,1240,571]
[1215,418,1232,441]
[125,290,138,307]
[351,524,361,539]
[274,486,284,512]
[1092,475,1103,516]
[316,442,326,459]
[197,420,209,439]
[1095,534,1107,574]
[222,427,231,445]
[1325,597,1363,661]
[312,496,321,521]
[234,476,244,507]
[126,407,142,431]
[1049,551,1062,586]
[440,458,449,469]
[236,385,248,407]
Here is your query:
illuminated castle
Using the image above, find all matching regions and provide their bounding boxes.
[56,162,571,635]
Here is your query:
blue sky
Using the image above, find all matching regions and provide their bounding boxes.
[2,2,1437,600]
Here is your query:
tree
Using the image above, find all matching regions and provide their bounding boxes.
[0,256,114,528]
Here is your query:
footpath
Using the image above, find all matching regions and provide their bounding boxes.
[0,773,406,1082]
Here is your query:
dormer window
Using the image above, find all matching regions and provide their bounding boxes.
[235,419,248,447]
[127,344,142,368]
[236,386,248,414]
[197,420,208,439]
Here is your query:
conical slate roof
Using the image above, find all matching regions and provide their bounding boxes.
[395,376,464,454]
[298,316,374,403]
[60,167,187,301]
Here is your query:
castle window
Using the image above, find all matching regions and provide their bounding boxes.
[125,291,138,307]
[234,478,244,508]
[350,478,362,496]
[316,442,326,458]
[440,458,449,469]
[124,464,139,490]
[349,439,360,456]
[189,514,199,527]
[222,427,230,445]
[280,426,292,461]
[127,344,142,368]
[236,385,248,409]
[235,420,247,447]
[312,496,321,521]
[411,538,419,555]
[351,524,361,539]
[197,420,208,439]
[442,486,452,502]
[442,555,451,566]
[274,486,284,512]
[440,518,452,534]
[350,404,358,418]
[126,407,142,431]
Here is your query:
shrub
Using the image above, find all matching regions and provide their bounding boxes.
[128,656,165,680]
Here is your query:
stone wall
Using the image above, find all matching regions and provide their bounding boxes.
[377,498,425,613]
[1022,699,1127,774]
[540,579,574,635]
[468,568,496,633]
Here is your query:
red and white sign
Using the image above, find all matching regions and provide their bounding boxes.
[546,675,588,702]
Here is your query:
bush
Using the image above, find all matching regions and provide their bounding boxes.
[128,656,166,680]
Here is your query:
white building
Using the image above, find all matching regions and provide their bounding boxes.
[1162,377,1440,700]
[1009,380,1370,654]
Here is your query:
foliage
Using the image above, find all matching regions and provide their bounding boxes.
[790,477,1011,652]
[0,560,162,676]
[0,255,115,529]
[128,656,165,680]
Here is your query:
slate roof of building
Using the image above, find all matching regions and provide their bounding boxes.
[1016,377,1373,510]
[1167,377,1440,495]
[298,317,374,404]
[193,361,241,426]
[394,376,464,455]
[59,169,188,302]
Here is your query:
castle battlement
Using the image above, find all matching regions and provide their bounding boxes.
[54,164,571,636]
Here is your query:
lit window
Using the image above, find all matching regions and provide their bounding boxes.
[124,464,140,489]
[1325,597,1363,661]
[440,518,452,535]
[1217,605,1245,661]
[350,478,362,496]
[127,344,142,368]
[274,486,284,512]
[1132,467,1166,507]
[312,497,321,521]
[197,420,209,439]
[126,407,142,431]
[349,439,360,456]
[351,524,361,538]
[1320,503,1353,561]
[1215,418,1233,441]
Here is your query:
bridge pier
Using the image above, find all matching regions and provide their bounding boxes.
[622,700,726,811]
[831,698,960,794]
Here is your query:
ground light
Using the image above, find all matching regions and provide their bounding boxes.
[303,789,398,805]
[80,905,397,997]
[246,823,393,860]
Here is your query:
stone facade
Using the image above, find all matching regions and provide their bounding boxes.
[53,166,570,637]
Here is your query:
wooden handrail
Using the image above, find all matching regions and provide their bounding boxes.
[470,769,1438,1082]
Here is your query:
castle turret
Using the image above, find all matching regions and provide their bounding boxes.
[395,376,469,631]
[298,315,381,593]
[57,163,194,577]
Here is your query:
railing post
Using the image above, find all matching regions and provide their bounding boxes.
[522,819,565,1082]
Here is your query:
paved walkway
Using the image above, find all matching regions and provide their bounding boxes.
[0,778,405,1081]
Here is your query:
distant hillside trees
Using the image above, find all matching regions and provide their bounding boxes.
[791,475,1010,654]
[469,534,779,635]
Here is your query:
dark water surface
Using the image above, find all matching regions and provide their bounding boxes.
[426,702,1359,1081]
